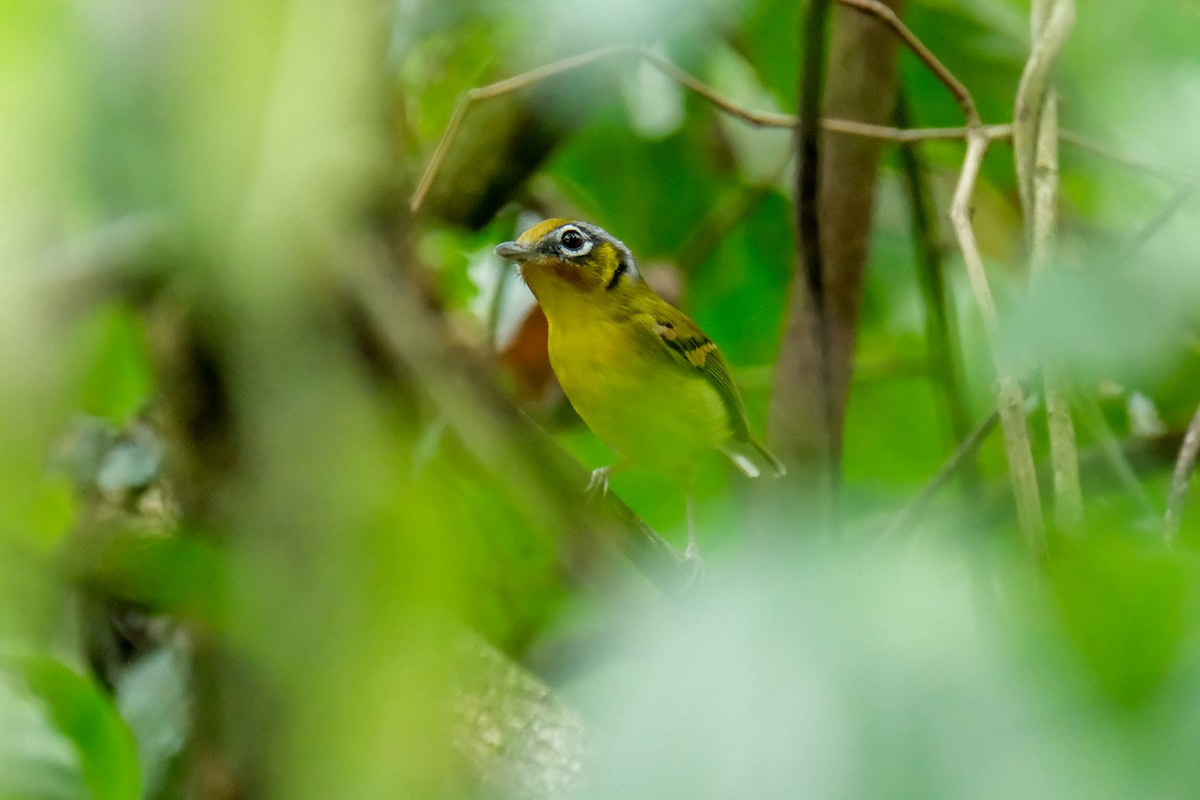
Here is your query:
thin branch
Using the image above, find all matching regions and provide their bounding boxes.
[895,95,977,491]
[635,48,797,129]
[410,43,1186,215]
[1035,93,1084,530]
[834,0,981,127]
[1116,183,1199,262]
[643,47,1006,141]
[1013,0,1076,217]
[880,409,1000,540]
[410,45,628,212]
[1165,402,1200,544]
[1060,129,1200,185]
[1015,0,1081,531]
[949,129,1046,550]
[1073,392,1158,521]
[839,0,1044,547]
[824,119,1011,141]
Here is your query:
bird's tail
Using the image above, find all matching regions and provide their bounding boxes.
[720,437,786,479]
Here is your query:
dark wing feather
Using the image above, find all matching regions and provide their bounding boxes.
[638,302,752,440]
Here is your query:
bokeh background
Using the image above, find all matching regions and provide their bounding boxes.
[2,0,1200,798]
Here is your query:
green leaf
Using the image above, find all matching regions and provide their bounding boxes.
[0,669,88,800]
[18,657,141,800]
[1048,537,1198,707]
[72,306,152,424]
[116,647,189,799]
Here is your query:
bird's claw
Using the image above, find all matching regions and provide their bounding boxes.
[681,541,707,589]
[585,466,613,497]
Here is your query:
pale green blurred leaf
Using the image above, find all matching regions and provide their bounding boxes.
[0,669,88,800]
[16,657,140,800]
[116,646,189,798]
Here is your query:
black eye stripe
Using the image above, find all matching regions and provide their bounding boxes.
[605,258,628,291]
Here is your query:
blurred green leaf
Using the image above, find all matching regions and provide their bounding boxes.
[1048,537,1199,707]
[17,657,140,800]
[574,543,1150,799]
[1000,266,1190,387]
[71,306,152,424]
[690,189,793,367]
[0,668,88,800]
[546,105,730,257]
[116,646,189,799]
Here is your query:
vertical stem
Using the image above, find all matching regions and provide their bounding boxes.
[771,0,907,527]
[1166,402,1200,544]
[949,131,1046,551]
[895,95,977,491]
[1015,0,1081,531]
[796,0,836,482]
[1035,94,1083,530]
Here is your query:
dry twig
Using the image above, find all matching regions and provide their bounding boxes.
[1165,402,1200,544]
[411,41,1186,215]
[880,409,1001,540]
[1014,0,1081,531]
[408,13,1182,549]
[948,130,1045,549]
[1117,183,1199,262]
[839,0,1044,548]
[895,96,976,489]
[834,0,980,127]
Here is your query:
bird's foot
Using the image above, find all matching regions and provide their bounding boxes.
[681,534,707,588]
[585,465,614,497]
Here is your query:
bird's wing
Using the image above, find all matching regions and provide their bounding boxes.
[636,302,751,440]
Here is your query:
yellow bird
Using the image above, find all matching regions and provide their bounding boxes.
[495,219,783,556]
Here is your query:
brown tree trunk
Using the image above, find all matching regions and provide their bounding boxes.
[770,0,907,498]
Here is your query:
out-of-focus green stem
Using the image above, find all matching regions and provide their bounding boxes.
[1014,0,1081,532]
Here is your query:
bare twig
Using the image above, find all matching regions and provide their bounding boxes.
[634,48,796,129]
[1060,129,1200,185]
[836,0,1043,547]
[895,95,977,490]
[410,41,1185,216]
[1117,183,1199,262]
[1015,0,1081,532]
[643,47,1006,141]
[949,129,1046,550]
[410,45,627,212]
[880,409,1001,540]
[834,0,981,127]
[1035,94,1083,530]
[842,0,1047,546]
[824,119,1010,141]
[1013,0,1076,216]
[1073,392,1157,521]
[1165,402,1200,544]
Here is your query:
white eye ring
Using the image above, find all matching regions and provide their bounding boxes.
[558,226,592,255]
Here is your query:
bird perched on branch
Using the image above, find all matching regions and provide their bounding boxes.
[495,219,783,558]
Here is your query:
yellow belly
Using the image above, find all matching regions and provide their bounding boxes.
[547,312,729,471]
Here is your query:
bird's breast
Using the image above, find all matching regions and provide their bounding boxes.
[545,307,728,468]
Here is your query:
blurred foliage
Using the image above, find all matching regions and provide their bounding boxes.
[2,0,1200,798]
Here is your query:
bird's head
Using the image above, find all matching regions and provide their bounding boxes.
[495,219,640,307]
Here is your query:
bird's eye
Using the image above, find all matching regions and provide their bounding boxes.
[560,228,587,252]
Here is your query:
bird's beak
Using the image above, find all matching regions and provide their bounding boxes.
[494,241,533,261]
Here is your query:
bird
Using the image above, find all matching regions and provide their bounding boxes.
[495,218,784,558]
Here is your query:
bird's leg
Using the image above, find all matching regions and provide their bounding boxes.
[682,485,706,584]
[683,487,699,559]
[585,463,625,496]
